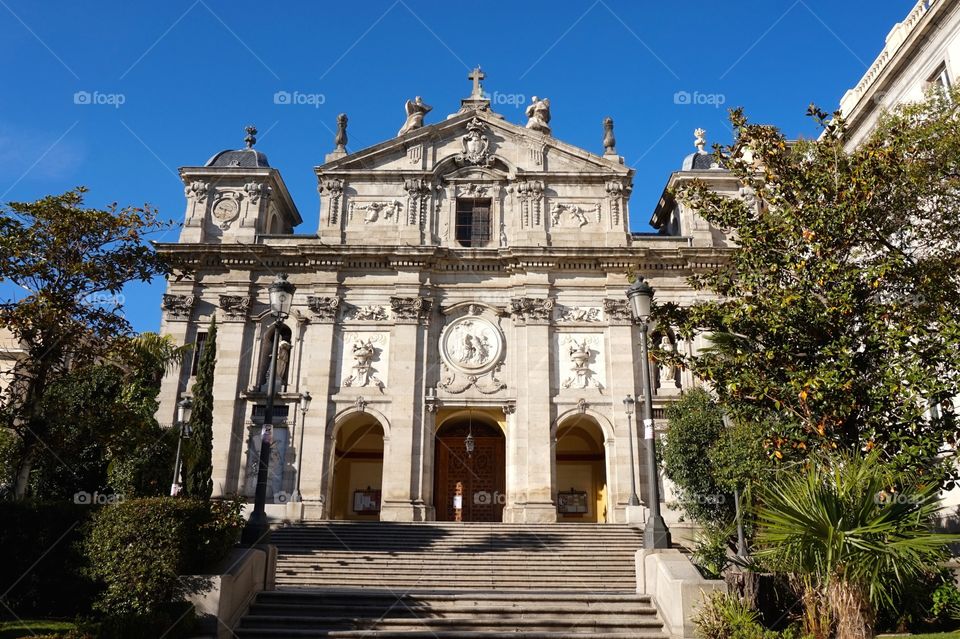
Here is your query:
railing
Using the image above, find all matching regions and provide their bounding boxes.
[839,0,939,116]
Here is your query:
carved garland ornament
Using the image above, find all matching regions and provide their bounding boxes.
[322,179,345,225]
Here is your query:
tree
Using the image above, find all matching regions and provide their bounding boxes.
[0,187,175,498]
[661,388,734,526]
[663,89,960,486]
[22,333,186,500]
[182,318,216,500]
[755,452,958,639]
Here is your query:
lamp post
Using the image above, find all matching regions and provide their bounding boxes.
[622,395,641,506]
[626,276,672,549]
[170,397,193,496]
[241,273,296,545]
[291,390,312,503]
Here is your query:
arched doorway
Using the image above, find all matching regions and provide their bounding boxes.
[434,414,505,522]
[329,414,385,520]
[555,417,608,523]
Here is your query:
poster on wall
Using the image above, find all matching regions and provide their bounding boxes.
[557,489,588,514]
[353,488,382,514]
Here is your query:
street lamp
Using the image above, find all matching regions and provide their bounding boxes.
[242,273,296,545]
[622,395,640,506]
[170,396,193,496]
[291,390,312,503]
[626,275,672,549]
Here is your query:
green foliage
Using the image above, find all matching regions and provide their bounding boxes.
[755,452,958,638]
[710,418,771,495]
[84,497,243,618]
[877,569,960,633]
[15,334,181,500]
[0,187,176,499]
[663,90,960,485]
[692,521,735,579]
[693,590,806,639]
[662,389,734,525]
[932,581,960,622]
[0,502,97,618]
[183,318,217,500]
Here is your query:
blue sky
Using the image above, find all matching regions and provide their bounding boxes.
[0,0,912,333]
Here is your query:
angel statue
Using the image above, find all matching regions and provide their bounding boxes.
[398,96,432,136]
[525,96,551,135]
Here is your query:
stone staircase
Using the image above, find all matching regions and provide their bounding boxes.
[235,521,666,637]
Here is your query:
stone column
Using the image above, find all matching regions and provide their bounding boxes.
[378,295,432,521]
[508,296,557,523]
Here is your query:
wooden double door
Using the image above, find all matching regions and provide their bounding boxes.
[434,420,505,522]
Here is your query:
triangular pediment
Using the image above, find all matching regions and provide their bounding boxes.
[316,109,631,179]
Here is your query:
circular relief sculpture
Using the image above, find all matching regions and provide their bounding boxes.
[212,197,240,227]
[440,315,504,375]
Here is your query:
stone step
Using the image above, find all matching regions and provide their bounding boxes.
[235,631,667,638]
[239,616,665,631]
[238,523,663,637]
[274,579,637,589]
[248,603,658,617]
[256,590,653,602]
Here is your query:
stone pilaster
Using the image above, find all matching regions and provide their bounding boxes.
[379,295,432,521]
[210,291,254,497]
[506,296,557,523]
[156,292,198,427]
[297,298,341,518]
[604,297,642,524]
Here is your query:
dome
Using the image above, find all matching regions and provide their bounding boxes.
[204,126,270,168]
[681,151,719,171]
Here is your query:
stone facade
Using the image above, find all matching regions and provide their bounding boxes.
[155,73,733,524]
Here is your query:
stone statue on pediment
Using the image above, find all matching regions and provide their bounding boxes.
[398,96,432,136]
[525,96,551,135]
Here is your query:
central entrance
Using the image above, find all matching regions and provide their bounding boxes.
[434,415,505,522]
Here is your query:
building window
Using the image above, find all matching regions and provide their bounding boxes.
[928,63,952,97]
[190,331,207,376]
[455,198,492,247]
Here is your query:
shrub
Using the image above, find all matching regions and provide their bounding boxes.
[0,502,97,617]
[693,590,806,639]
[662,389,733,526]
[692,522,734,579]
[84,496,243,618]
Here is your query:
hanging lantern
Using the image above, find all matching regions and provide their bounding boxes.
[465,410,475,456]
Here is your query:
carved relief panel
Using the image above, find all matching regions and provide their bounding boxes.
[555,333,606,392]
[340,332,389,390]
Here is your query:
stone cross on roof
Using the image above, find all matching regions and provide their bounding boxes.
[468,67,485,99]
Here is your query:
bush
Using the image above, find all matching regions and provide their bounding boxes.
[84,497,243,618]
[693,590,806,639]
[662,389,734,526]
[0,502,98,618]
[693,522,734,579]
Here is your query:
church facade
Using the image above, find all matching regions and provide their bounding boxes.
[155,71,733,524]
